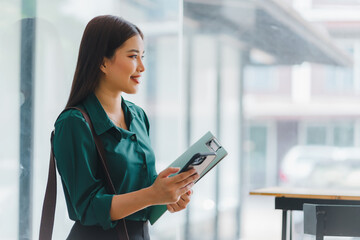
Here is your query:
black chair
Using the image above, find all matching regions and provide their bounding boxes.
[303,203,360,240]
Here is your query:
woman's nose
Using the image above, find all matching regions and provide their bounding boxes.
[137,58,145,72]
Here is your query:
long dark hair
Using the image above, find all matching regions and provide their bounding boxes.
[66,15,143,107]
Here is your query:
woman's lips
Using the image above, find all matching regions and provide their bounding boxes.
[131,75,141,83]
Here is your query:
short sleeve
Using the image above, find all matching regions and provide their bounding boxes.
[53,110,117,230]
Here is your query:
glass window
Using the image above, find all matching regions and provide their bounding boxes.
[306,126,327,145]
[325,66,353,91]
[0,1,21,239]
[186,33,218,240]
[244,66,279,92]
[303,122,354,147]
[33,1,184,239]
[5,0,360,240]
[247,125,268,188]
[217,40,241,240]
[334,123,354,146]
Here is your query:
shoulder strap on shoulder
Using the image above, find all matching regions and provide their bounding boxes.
[69,107,116,193]
[39,107,129,240]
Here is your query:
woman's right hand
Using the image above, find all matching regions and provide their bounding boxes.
[149,167,199,205]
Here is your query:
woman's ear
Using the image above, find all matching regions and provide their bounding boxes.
[100,58,108,73]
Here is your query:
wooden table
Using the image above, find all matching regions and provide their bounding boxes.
[250,187,360,240]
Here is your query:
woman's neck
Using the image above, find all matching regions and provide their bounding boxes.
[94,87,122,115]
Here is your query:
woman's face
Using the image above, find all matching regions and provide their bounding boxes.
[100,34,145,94]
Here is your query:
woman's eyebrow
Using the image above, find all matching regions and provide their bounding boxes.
[126,49,145,54]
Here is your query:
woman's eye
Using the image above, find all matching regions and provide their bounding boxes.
[129,55,138,59]
[141,55,145,60]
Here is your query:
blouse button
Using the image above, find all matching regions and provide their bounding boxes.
[130,135,136,141]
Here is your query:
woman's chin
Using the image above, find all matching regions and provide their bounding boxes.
[124,88,139,95]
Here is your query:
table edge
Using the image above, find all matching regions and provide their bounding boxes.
[249,191,360,201]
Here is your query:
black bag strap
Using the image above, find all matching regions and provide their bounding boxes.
[39,107,129,240]
[39,131,57,240]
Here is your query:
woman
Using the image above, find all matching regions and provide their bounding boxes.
[53,15,199,239]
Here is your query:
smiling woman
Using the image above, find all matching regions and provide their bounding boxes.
[98,35,145,95]
[42,15,199,240]
[65,15,145,108]
[96,34,146,129]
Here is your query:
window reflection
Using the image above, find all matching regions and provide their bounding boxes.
[3,0,360,239]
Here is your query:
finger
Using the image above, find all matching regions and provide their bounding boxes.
[173,169,197,183]
[172,203,181,212]
[186,189,193,196]
[177,195,191,209]
[158,167,180,178]
[176,196,189,210]
[174,173,199,187]
[167,204,175,213]
[176,173,199,188]
[178,182,195,196]
[180,193,191,203]
[171,201,184,212]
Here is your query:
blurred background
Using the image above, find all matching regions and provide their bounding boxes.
[2,0,360,239]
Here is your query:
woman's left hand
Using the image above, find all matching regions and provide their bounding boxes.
[167,190,193,213]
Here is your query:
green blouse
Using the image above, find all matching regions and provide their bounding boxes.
[53,93,157,230]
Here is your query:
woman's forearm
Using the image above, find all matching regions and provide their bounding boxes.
[110,186,156,220]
